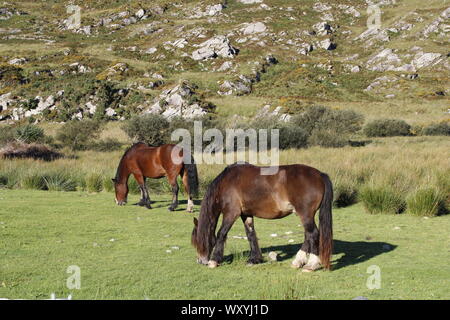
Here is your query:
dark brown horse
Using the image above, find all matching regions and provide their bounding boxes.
[113,142,198,212]
[192,163,333,271]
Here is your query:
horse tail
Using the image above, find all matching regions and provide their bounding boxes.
[185,154,199,198]
[319,173,333,270]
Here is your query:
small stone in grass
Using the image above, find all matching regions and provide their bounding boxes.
[270,233,278,237]
[393,226,401,230]
[268,251,278,261]
[171,246,180,250]
[285,231,293,235]
[288,239,294,243]
[109,238,116,242]
[166,249,172,253]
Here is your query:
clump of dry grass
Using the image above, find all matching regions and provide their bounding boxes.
[0,142,63,161]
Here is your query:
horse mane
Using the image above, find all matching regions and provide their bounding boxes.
[192,163,243,257]
[114,142,148,181]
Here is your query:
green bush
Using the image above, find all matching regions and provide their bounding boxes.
[43,171,77,191]
[56,119,102,151]
[406,188,447,217]
[290,106,364,147]
[85,173,103,193]
[21,173,46,190]
[363,119,411,137]
[278,124,309,149]
[14,125,45,144]
[422,122,450,136]
[333,183,358,208]
[122,114,170,145]
[359,186,406,214]
[0,168,21,189]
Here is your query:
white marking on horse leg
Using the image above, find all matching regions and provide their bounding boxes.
[291,250,308,268]
[187,198,194,212]
[208,260,218,268]
[302,253,321,271]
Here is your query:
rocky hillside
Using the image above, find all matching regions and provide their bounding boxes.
[0,0,448,124]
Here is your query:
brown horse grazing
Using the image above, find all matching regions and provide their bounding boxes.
[113,142,198,212]
[192,163,333,272]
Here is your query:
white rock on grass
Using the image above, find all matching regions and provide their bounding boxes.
[241,22,267,35]
[192,35,238,60]
[239,0,263,4]
[411,52,442,69]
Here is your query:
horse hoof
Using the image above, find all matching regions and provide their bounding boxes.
[145,205,152,209]
[291,262,301,269]
[168,206,175,211]
[302,268,314,273]
[208,260,218,268]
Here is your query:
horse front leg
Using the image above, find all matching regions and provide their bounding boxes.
[134,175,152,209]
[168,177,179,211]
[209,211,239,268]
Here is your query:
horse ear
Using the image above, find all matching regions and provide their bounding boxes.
[193,217,198,227]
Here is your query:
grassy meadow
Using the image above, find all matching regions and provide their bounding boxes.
[0,189,449,300]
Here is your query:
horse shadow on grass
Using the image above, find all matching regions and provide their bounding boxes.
[223,240,397,270]
[139,199,202,211]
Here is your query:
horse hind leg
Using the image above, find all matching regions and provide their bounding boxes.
[241,215,263,265]
[291,232,310,269]
[301,217,321,272]
[182,169,194,213]
[292,204,320,270]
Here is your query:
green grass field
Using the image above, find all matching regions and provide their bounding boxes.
[1,189,449,300]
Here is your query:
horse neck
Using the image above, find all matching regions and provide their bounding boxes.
[116,162,130,185]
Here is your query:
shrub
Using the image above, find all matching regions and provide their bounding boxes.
[85,173,103,193]
[422,122,450,136]
[14,125,45,144]
[290,106,364,147]
[363,119,411,137]
[278,124,309,149]
[359,186,406,214]
[0,142,63,161]
[333,183,358,208]
[0,168,21,189]
[43,171,77,191]
[56,120,102,151]
[21,173,46,190]
[122,114,170,145]
[406,188,447,217]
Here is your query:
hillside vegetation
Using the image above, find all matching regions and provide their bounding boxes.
[0,0,448,124]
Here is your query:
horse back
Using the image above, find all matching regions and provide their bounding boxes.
[219,163,325,219]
